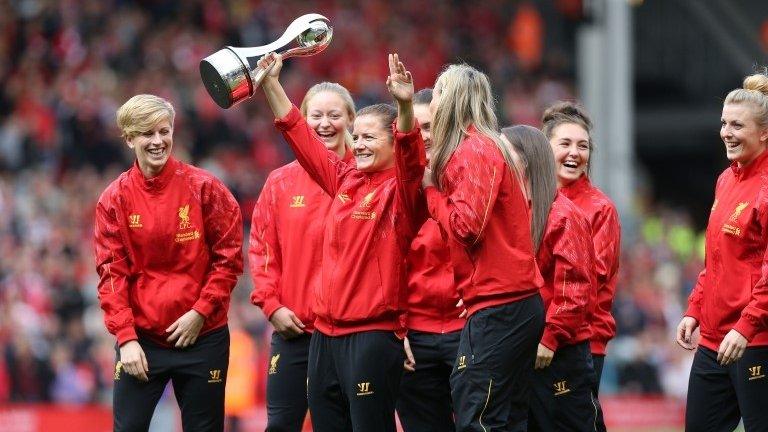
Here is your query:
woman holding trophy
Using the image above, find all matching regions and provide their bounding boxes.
[257,51,426,432]
[249,82,355,431]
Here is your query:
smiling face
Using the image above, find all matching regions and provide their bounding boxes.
[429,84,441,119]
[721,103,768,167]
[414,103,433,160]
[305,91,352,156]
[352,114,395,172]
[501,134,530,202]
[126,118,173,178]
[548,122,590,187]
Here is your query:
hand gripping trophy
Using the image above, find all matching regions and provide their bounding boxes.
[200,13,333,109]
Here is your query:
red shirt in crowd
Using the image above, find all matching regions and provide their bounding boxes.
[94,157,244,346]
[686,150,768,351]
[275,106,426,337]
[561,175,621,355]
[424,127,543,317]
[406,219,464,334]
[538,191,597,351]
[249,161,333,332]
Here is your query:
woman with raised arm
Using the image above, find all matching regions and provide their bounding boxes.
[94,94,243,432]
[676,71,768,431]
[501,125,603,432]
[424,64,544,431]
[542,101,621,393]
[249,82,355,431]
[256,52,426,432]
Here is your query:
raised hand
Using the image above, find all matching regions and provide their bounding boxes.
[257,52,291,119]
[386,53,414,104]
[257,52,284,81]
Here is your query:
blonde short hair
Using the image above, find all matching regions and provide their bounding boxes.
[116,94,175,139]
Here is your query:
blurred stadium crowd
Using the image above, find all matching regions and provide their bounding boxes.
[0,0,697,417]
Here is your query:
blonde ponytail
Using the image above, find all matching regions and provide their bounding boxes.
[430,64,516,188]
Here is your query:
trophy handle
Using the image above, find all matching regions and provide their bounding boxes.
[232,14,329,59]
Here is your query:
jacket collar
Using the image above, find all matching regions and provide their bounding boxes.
[130,156,179,192]
[560,174,591,200]
[465,124,478,138]
[731,149,768,181]
[362,166,396,186]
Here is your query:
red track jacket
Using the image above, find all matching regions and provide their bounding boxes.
[561,175,621,355]
[686,150,768,351]
[424,127,543,317]
[94,157,243,346]
[275,106,426,337]
[538,192,597,351]
[249,161,333,332]
[406,219,464,334]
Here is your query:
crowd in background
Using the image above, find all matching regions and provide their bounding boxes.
[0,0,698,414]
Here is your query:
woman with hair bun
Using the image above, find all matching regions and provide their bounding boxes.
[425,64,544,431]
[676,71,768,431]
[542,101,621,392]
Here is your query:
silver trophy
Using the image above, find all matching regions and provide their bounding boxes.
[200,13,333,109]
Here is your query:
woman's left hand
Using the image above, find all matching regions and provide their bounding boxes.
[166,310,205,348]
[717,329,748,366]
[403,337,416,372]
[422,167,435,190]
[535,343,554,369]
[455,298,468,318]
[386,53,414,104]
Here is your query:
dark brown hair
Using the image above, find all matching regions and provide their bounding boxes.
[413,88,433,105]
[501,125,557,250]
[356,103,397,141]
[541,100,595,173]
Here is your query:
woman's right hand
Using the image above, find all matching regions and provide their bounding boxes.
[257,52,284,83]
[256,52,291,119]
[119,340,149,381]
[675,316,699,350]
[386,53,414,104]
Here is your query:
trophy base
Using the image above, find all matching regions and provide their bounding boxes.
[200,59,236,109]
